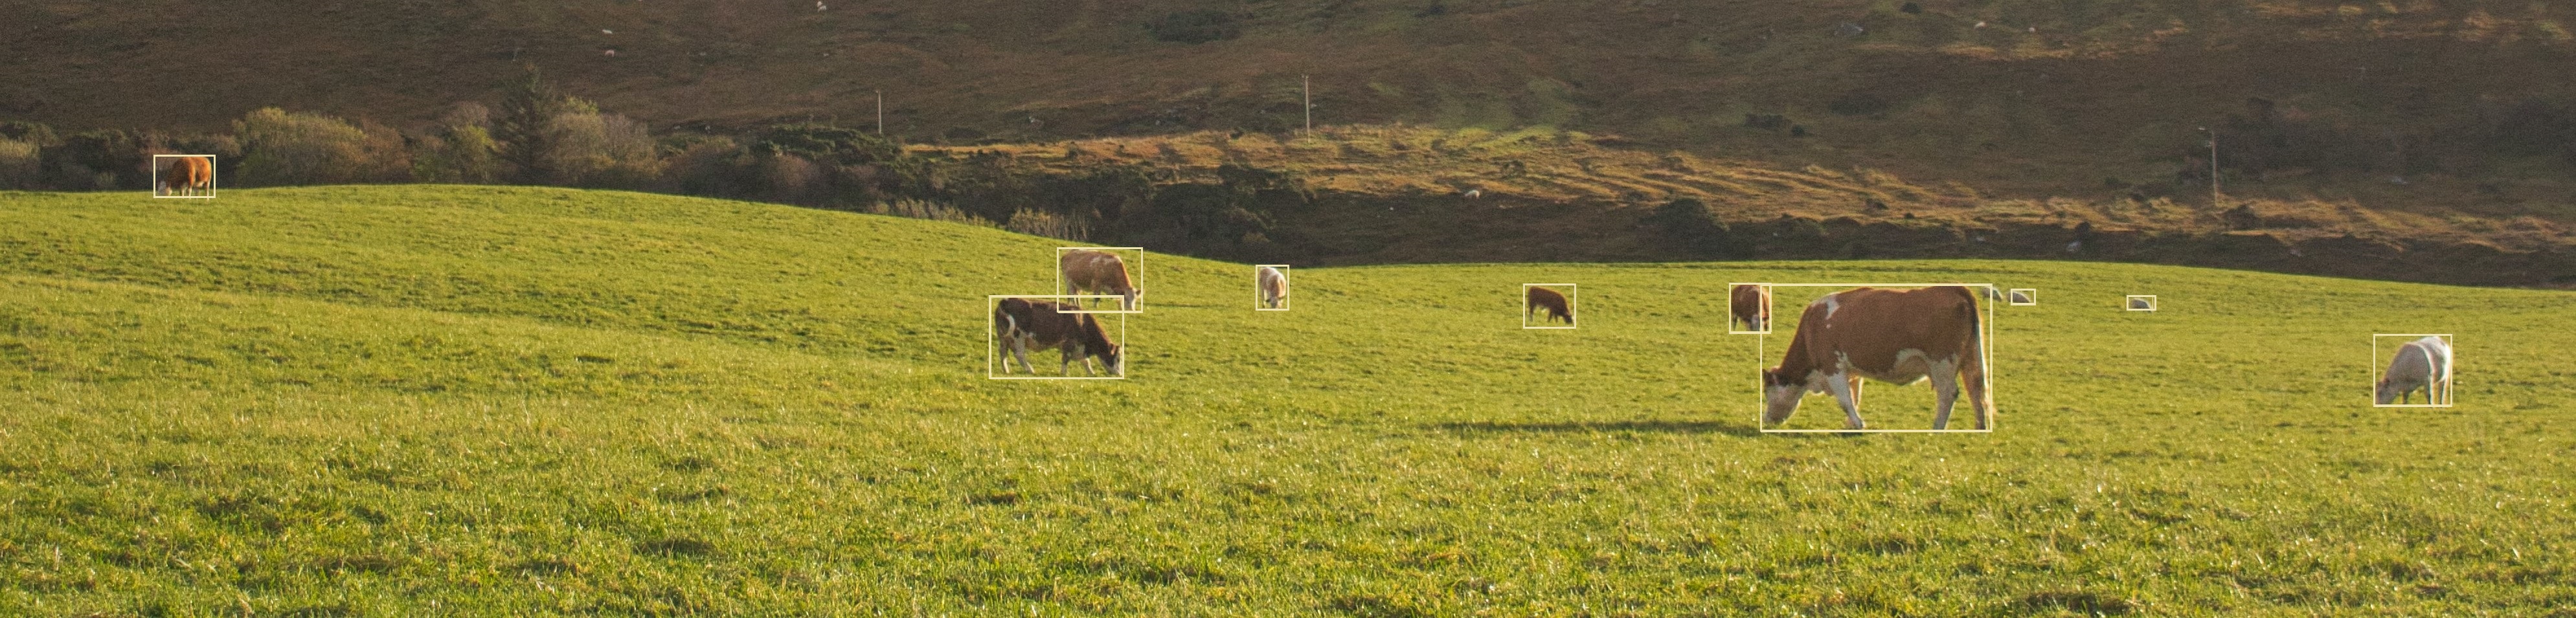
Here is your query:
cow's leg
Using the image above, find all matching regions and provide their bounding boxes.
[1006,335,1033,373]
[1821,371,1864,430]
[1847,375,1863,417]
[1931,362,1961,430]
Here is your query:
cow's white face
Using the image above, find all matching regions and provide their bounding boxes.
[1761,368,1814,425]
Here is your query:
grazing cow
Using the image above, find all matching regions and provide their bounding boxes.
[2128,296,2153,310]
[992,298,1122,376]
[1059,250,1140,311]
[161,156,211,196]
[1256,265,1288,309]
[1762,286,1992,430]
[2008,289,2034,304]
[1730,284,1770,331]
[2376,336,2450,404]
[1526,287,1573,325]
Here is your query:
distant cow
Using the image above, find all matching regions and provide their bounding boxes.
[1762,286,1992,430]
[1059,250,1140,311]
[2008,289,2034,304]
[1730,284,1770,331]
[2128,296,2154,310]
[161,156,211,196]
[1526,286,1573,325]
[1256,265,1288,309]
[992,298,1123,376]
[2376,336,2450,405]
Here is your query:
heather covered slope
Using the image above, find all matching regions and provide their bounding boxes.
[8,0,2575,203]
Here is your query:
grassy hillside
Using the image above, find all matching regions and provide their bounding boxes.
[1,186,2573,614]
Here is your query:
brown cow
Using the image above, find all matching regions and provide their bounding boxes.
[1730,283,1770,332]
[1761,286,1991,430]
[1059,250,1140,311]
[161,156,212,196]
[1526,286,1573,325]
[993,298,1123,376]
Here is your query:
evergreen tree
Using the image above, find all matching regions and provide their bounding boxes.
[494,65,565,184]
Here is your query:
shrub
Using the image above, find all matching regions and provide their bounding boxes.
[42,129,148,190]
[414,125,501,184]
[544,99,663,188]
[1006,208,1089,241]
[233,107,372,186]
[664,136,756,197]
[868,199,993,227]
[759,152,827,205]
[0,121,55,146]
[0,138,38,190]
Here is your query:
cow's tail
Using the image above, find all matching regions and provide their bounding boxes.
[1957,287,1993,428]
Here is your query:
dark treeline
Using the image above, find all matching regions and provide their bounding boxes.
[0,69,1309,261]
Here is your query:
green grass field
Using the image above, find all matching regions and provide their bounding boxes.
[1,186,2571,615]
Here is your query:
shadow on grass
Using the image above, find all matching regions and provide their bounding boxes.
[1429,419,1776,438]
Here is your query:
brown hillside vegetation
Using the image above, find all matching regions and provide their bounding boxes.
[920,126,2576,285]
[6,0,2575,204]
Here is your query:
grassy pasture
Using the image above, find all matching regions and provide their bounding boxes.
[0,186,2571,615]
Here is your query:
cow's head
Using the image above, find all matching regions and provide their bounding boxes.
[2373,377,2401,405]
[1760,367,1814,425]
[1123,289,1141,312]
[1100,342,1124,376]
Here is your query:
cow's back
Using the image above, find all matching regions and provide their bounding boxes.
[1526,286,1570,320]
[1801,286,1979,371]
[1061,250,1132,290]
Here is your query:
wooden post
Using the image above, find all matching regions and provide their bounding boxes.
[1303,74,1312,134]
[876,90,885,135]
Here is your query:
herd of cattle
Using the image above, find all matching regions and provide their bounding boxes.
[991,249,1142,377]
[991,250,2451,425]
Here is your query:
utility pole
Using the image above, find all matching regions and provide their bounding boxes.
[1302,74,1312,134]
[2197,126,2220,205]
[876,90,885,135]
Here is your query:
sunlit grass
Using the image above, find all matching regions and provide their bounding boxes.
[0,186,2570,615]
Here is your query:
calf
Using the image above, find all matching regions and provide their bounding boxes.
[1730,284,1770,331]
[1256,265,1288,309]
[1762,286,1991,430]
[2376,336,2450,404]
[1526,286,1573,325]
[1059,250,1140,311]
[993,298,1123,376]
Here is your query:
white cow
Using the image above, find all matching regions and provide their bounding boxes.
[1256,265,1288,309]
[2376,336,2450,404]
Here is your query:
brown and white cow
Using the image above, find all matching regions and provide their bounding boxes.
[1730,284,1770,332]
[992,298,1123,376]
[1256,265,1288,309]
[1060,250,1140,311]
[1526,286,1573,325]
[1761,286,1991,430]
[161,156,212,196]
